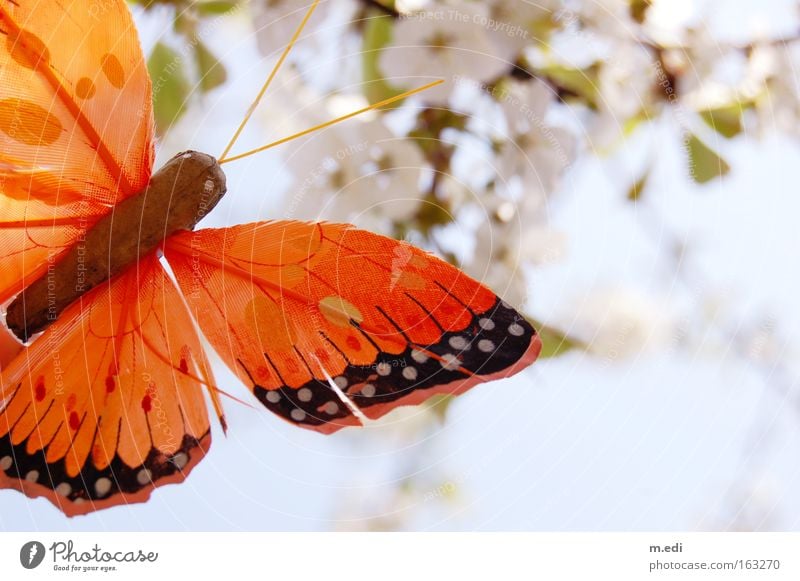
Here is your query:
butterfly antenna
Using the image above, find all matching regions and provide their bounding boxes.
[218,0,321,163]
[211,386,257,411]
[218,79,444,165]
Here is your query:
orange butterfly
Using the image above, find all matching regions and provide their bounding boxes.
[0,0,541,516]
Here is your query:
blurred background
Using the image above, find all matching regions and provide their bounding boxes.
[3,0,800,531]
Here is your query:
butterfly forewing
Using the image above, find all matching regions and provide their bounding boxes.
[165,221,541,434]
[0,0,154,304]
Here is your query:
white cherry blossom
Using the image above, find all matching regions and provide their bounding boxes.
[379,2,514,104]
[284,119,427,228]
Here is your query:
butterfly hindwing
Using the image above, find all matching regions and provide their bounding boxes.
[0,0,154,304]
[0,254,216,516]
[165,221,541,434]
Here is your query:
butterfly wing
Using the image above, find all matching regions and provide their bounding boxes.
[0,0,154,304]
[0,253,218,516]
[164,221,541,434]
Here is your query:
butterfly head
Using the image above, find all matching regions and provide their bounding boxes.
[151,150,228,233]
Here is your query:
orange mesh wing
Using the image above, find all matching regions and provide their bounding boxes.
[164,221,541,435]
[0,253,217,516]
[0,0,154,304]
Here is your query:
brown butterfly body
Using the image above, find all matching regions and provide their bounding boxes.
[6,152,226,341]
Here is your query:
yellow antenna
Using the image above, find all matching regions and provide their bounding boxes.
[218,0,321,162]
[219,80,444,165]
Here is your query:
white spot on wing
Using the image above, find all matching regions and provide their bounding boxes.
[440,354,462,370]
[310,353,371,425]
[411,349,429,363]
[478,339,495,353]
[137,469,152,486]
[172,452,189,470]
[508,323,524,337]
[95,477,112,497]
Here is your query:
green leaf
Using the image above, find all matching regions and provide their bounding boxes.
[128,0,175,10]
[196,0,239,15]
[627,170,649,202]
[699,104,743,139]
[194,40,227,93]
[532,319,585,359]
[173,11,196,36]
[687,134,730,183]
[622,108,653,137]
[415,191,455,231]
[425,394,456,423]
[148,42,191,136]
[527,13,560,44]
[537,62,600,110]
[362,13,404,105]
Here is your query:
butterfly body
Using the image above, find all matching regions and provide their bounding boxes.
[6,151,226,341]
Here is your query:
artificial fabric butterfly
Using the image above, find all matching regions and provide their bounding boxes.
[0,0,541,517]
